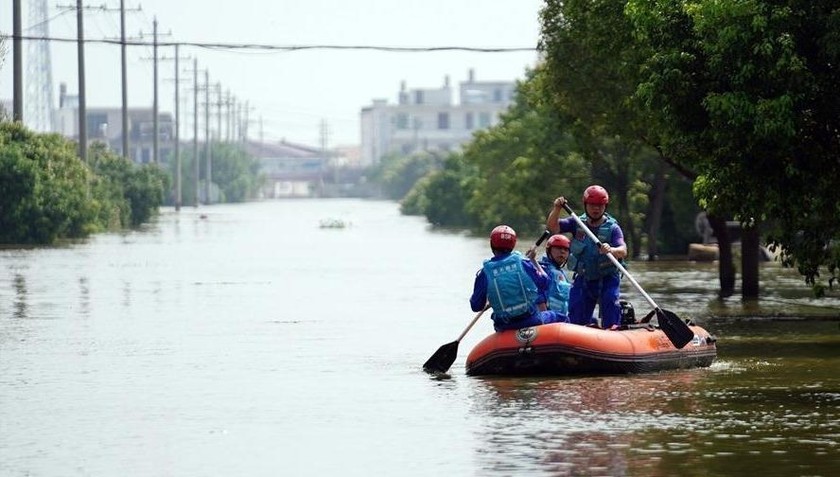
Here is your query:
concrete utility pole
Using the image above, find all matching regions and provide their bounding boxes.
[76,0,88,161]
[121,0,128,158]
[192,59,199,207]
[215,82,223,143]
[138,18,170,164]
[225,90,233,142]
[61,1,140,157]
[168,45,191,211]
[153,18,159,163]
[119,0,132,158]
[12,0,23,122]
[204,69,211,204]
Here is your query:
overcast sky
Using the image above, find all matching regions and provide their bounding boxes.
[1,0,543,146]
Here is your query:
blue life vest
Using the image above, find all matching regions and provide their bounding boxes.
[482,251,538,322]
[567,214,622,280]
[539,256,571,315]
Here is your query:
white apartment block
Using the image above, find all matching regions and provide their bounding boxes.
[360,69,516,166]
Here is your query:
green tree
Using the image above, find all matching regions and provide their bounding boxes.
[459,68,589,235]
[401,153,481,228]
[626,0,840,290]
[89,143,166,227]
[168,142,263,205]
[0,122,96,243]
[369,151,445,201]
[205,142,264,202]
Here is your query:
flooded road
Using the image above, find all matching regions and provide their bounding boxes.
[1,199,838,476]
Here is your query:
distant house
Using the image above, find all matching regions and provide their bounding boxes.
[244,139,326,198]
[360,69,517,166]
[55,83,174,164]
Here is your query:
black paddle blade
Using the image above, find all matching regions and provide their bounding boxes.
[656,308,694,349]
[423,340,459,374]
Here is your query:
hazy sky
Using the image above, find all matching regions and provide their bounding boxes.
[1,0,543,147]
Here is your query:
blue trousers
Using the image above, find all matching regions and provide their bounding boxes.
[569,274,621,328]
[493,310,569,332]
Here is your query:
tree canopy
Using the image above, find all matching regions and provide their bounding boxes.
[539,0,840,289]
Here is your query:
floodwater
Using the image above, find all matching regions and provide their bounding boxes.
[1,199,838,476]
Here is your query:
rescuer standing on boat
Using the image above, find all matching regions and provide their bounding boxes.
[470,225,567,332]
[545,186,627,329]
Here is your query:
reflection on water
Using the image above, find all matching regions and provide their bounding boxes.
[13,274,26,319]
[1,200,838,476]
[468,319,840,476]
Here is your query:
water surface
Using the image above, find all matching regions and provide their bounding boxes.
[1,199,838,476]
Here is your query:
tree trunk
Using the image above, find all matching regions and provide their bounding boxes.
[646,164,667,261]
[708,214,735,297]
[614,156,640,259]
[741,226,760,299]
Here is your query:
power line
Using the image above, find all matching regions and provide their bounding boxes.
[2,34,537,53]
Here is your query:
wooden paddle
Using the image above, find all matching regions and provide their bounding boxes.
[561,203,694,349]
[423,230,552,374]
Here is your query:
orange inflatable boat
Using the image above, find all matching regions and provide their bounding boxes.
[466,322,717,376]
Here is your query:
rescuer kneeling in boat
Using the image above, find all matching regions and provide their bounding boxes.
[527,234,573,317]
[470,225,568,332]
[546,185,628,329]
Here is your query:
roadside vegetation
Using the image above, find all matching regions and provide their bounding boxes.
[0,121,166,244]
[167,142,265,206]
[379,1,840,296]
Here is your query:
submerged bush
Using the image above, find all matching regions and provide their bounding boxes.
[0,121,165,244]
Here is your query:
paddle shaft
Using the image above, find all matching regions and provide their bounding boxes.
[453,305,487,341]
[562,203,662,312]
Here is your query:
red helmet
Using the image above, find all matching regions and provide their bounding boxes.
[583,185,609,205]
[547,234,570,249]
[490,225,517,249]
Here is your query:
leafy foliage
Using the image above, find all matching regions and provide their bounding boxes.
[0,122,96,243]
[626,0,840,286]
[168,142,264,205]
[0,121,166,244]
[368,151,445,201]
[401,153,480,228]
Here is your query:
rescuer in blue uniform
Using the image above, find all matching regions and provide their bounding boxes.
[545,186,627,329]
[470,225,567,332]
[531,234,573,318]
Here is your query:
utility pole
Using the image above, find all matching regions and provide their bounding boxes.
[161,47,191,209]
[243,100,252,143]
[76,0,87,161]
[192,59,200,207]
[138,18,170,164]
[174,44,181,210]
[62,1,139,157]
[215,82,223,143]
[225,90,232,142]
[163,45,190,211]
[118,1,144,159]
[204,69,211,204]
[153,18,159,163]
[319,119,330,195]
[12,0,23,122]
[120,0,128,158]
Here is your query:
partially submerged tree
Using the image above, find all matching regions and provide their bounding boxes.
[626,0,840,293]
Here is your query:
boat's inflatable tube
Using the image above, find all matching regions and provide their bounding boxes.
[466,322,717,376]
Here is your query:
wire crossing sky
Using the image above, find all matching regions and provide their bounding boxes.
[1,0,543,146]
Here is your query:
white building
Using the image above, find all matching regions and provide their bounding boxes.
[360,69,516,166]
